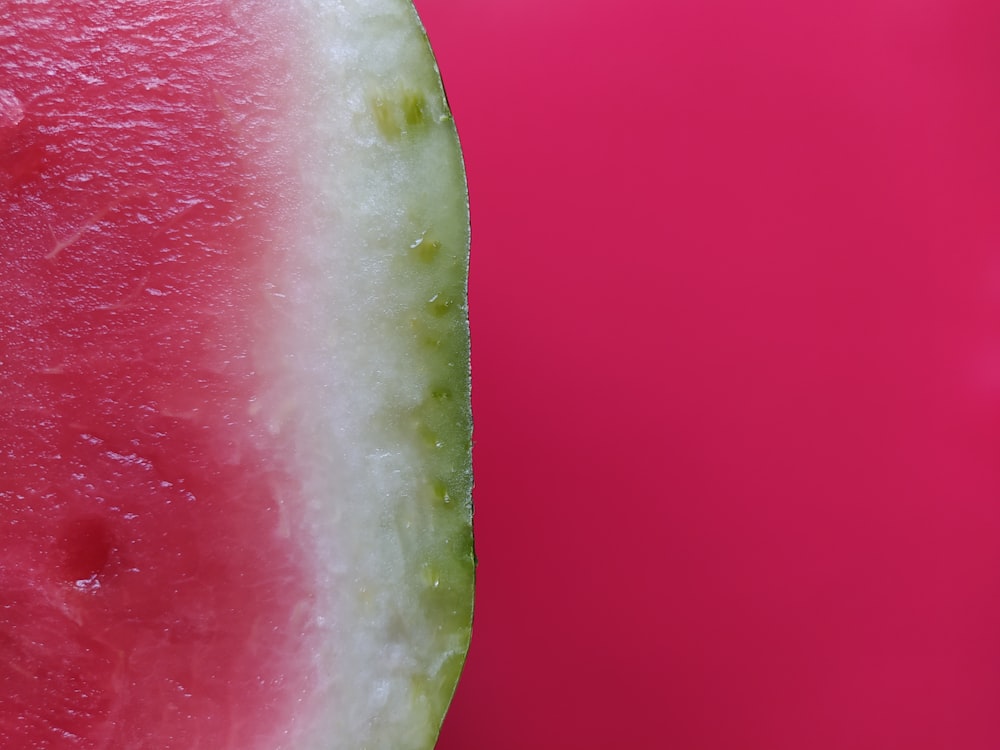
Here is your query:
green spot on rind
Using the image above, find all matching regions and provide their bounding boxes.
[403,90,428,126]
[370,87,431,140]
[410,237,442,264]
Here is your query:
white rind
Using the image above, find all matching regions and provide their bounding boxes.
[253,2,473,749]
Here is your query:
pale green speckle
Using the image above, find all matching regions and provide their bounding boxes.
[410,236,442,264]
[370,87,430,139]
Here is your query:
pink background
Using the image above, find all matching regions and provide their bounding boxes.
[412,1,1000,748]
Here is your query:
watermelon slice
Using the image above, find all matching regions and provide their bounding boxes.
[0,1,473,748]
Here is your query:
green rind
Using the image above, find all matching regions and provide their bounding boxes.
[286,2,473,748]
[379,3,476,736]
[385,1,475,738]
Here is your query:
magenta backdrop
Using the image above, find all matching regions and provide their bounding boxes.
[411,1,1000,748]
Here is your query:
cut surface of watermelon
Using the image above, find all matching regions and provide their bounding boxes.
[0,1,473,748]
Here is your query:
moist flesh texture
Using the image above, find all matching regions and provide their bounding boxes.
[0,3,319,748]
[1,1,474,748]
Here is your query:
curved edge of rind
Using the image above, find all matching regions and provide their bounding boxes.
[286,2,475,748]
[403,2,476,741]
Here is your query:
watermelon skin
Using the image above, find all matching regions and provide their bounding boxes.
[0,2,473,749]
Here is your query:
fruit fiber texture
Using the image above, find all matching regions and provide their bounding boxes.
[0,1,473,749]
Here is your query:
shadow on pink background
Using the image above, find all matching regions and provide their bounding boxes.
[413,1,1000,747]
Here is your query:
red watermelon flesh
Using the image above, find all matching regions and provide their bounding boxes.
[0,2,474,749]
